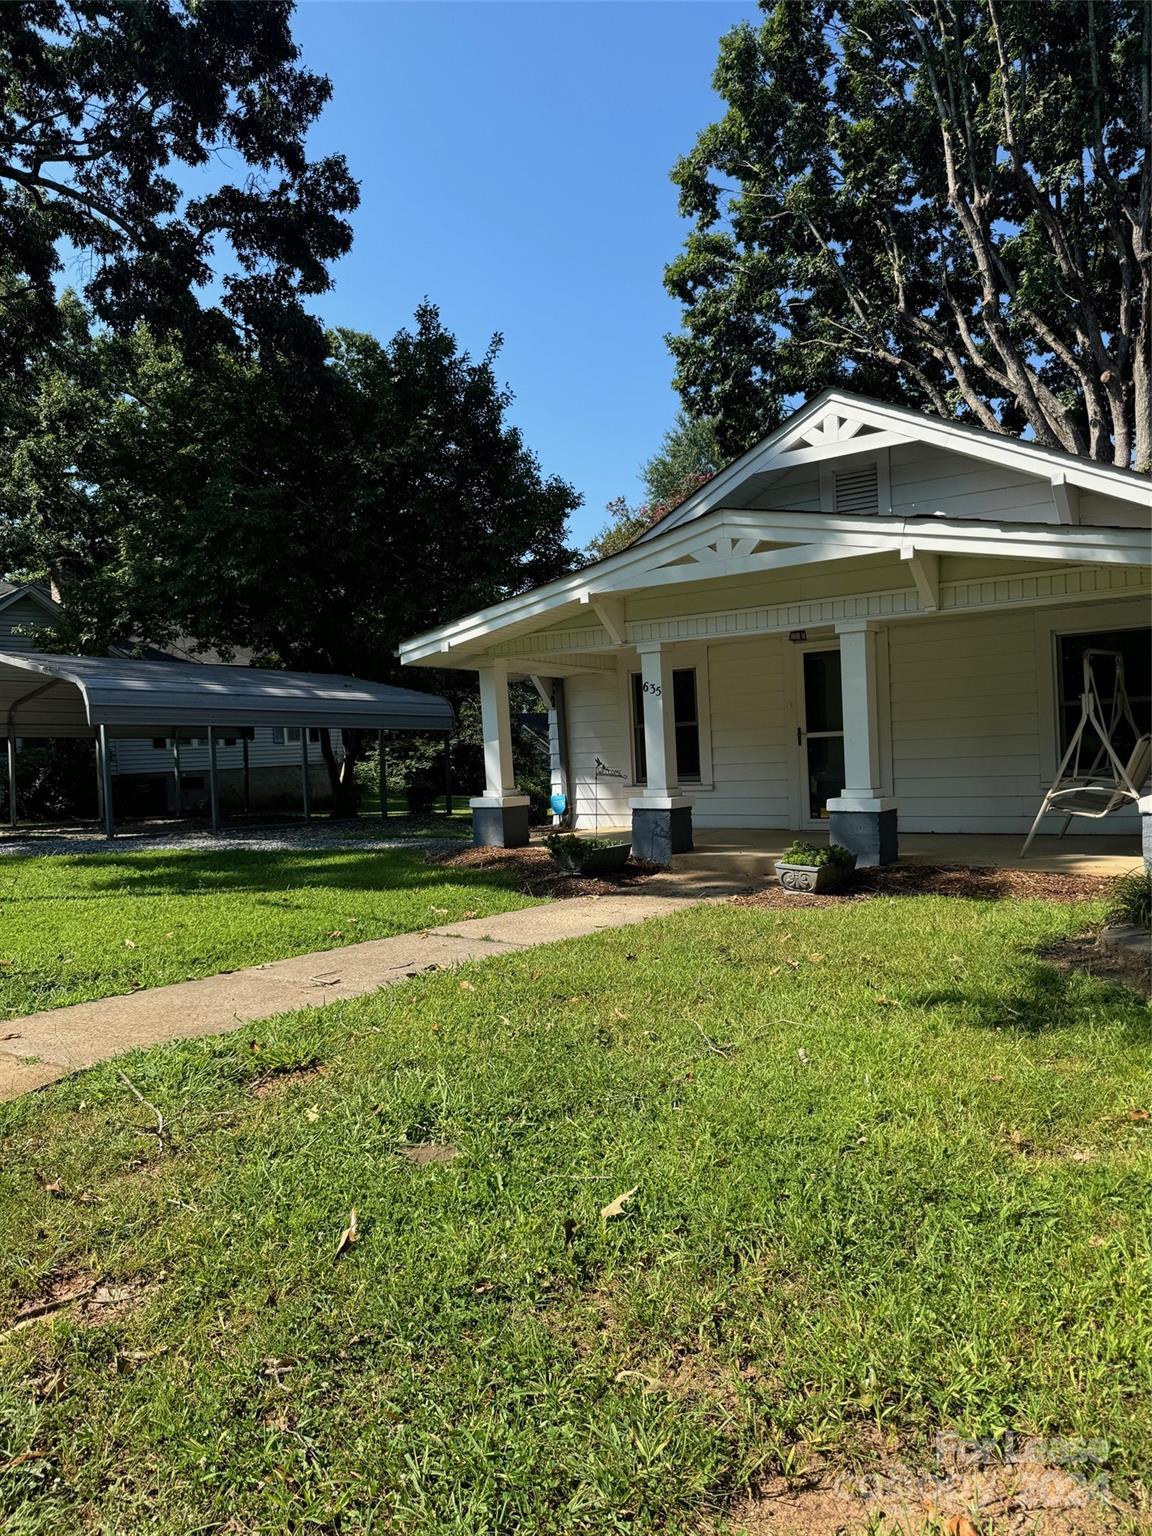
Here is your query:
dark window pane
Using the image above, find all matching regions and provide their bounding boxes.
[803,650,843,733]
[630,673,646,783]
[676,724,701,780]
[1057,628,1151,759]
[672,668,697,724]
[806,735,845,819]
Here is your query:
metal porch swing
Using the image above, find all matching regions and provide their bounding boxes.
[1022,648,1151,855]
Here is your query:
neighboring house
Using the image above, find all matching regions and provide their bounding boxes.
[0,583,338,813]
[399,390,1152,863]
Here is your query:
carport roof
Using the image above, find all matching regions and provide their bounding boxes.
[0,651,453,737]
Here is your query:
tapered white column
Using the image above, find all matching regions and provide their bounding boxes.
[636,644,680,801]
[629,643,692,862]
[471,660,529,846]
[827,620,897,864]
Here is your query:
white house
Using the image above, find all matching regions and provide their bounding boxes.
[399,392,1151,866]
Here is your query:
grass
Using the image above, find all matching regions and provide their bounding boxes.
[0,848,536,1016]
[0,894,1149,1533]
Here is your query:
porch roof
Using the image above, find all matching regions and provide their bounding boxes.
[0,651,454,739]
[399,391,1152,672]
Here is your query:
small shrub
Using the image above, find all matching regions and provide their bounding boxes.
[545,833,625,864]
[780,840,856,869]
[1106,870,1151,931]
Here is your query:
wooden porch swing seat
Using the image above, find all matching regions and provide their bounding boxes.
[1022,649,1151,854]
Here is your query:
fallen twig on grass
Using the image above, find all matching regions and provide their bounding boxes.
[117,1071,166,1156]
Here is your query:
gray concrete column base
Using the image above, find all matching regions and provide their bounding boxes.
[631,805,693,865]
[471,802,530,848]
[828,807,898,868]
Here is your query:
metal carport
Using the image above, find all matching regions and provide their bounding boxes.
[0,650,454,837]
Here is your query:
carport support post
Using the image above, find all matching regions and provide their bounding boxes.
[97,724,115,839]
[827,620,897,867]
[378,730,388,819]
[207,726,221,835]
[171,735,183,816]
[470,660,529,847]
[629,643,693,864]
[6,733,16,830]
[241,732,251,814]
[300,728,311,821]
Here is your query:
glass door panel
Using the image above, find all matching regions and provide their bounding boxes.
[801,648,845,820]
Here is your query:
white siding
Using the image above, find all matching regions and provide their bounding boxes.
[564,603,1147,838]
[887,605,1144,835]
[0,596,53,651]
[566,670,630,828]
[692,637,791,828]
[110,728,339,777]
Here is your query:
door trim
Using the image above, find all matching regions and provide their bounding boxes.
[792,639,842,829]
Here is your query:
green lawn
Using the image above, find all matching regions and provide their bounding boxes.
[0,895,1148,1533]
[0,848,536,1016]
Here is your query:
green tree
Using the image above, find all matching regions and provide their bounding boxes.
[0,0,358,360]
[666,0,1150,467]
[1,304,579,812]
[585,411,723,561]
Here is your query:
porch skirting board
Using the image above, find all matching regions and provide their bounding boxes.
[631,805,694,865]
[827,807,898,868]
[471,797,530,848]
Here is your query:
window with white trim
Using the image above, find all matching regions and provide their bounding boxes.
[629,667,702,784]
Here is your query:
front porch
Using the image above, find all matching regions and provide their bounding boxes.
[553,824,1141,880]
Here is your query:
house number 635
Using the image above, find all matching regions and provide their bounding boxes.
[642,682,662,696]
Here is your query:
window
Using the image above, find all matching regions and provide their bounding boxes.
[272,726,302,746]
[630,668,702,784]
[1056,627,1151,762]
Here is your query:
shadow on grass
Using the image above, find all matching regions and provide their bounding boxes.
[909,955,1150,1044]
[1,849,524,903]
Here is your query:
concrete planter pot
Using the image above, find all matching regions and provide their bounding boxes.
[553,842,632,877]
[775,859,854,894]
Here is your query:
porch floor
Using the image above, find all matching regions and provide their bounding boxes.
[579,826,1143,880]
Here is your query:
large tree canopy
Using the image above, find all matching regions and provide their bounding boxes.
[1,302,579,808]
[0,0,358,362]
[666,0,1151,468]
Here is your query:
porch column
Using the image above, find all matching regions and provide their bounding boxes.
[827,620,897,866]
[470,660,529,847]
[629,643,693,864]
[1141,794,1152,872]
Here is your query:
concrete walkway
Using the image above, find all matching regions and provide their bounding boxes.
[0,870,745,1104]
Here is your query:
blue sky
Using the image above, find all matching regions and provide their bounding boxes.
[289,1,758,545]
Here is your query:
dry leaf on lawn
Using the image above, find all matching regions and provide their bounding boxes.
[1126,1108,1149,1123]
[944,1517,981,1536]
[601,1186,639,1221]
[334,1208,358,1259]
[305,1106,320,1123]
[459,981,475,992]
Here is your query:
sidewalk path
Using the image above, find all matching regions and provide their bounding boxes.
[0,870,746,1103]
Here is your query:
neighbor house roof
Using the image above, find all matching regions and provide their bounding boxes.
[0,651,454,738]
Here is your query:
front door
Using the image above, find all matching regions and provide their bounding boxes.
[797,645,845,824]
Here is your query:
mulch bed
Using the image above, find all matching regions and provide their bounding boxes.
[732,863,1114,909]
[427,843,662,899]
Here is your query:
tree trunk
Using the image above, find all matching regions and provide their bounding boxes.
[318,728,364,818]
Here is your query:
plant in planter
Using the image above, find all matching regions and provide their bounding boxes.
[775,840,856,894]
[545,832,632,877]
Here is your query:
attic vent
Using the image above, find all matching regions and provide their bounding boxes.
[833,462,880,514]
